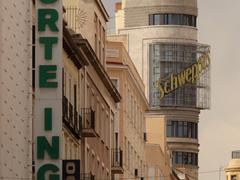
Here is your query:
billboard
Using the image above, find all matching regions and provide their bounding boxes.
[34,0,63,179]
[149,43,210,109]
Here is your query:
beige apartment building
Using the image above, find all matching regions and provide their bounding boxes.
[61,25,120,179]
[145,144,177,180]
[1,0,206,179]
[225,151,240,180]
[106,41,149,179]
[63,0,122,179]
[63,0,108,68]
[113,1,211,179]
[33,0,120,179]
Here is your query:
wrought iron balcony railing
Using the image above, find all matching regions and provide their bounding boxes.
[63,96,68,118]
[80,108,97,137]
[69,103,73,125]
[111,148,124,174]
[62,96,82,139]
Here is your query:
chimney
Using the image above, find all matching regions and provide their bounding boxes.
[115,2,122,12]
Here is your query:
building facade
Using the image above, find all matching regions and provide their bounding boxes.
[113,0,211,179]
[106,41,149,179]
[145,144,175,180]
[62,27,121,179]
[225,151,240,180]
[32,0,120,179]
[62,0,122,179]
[0,0,32,179]
[0,0,210,179]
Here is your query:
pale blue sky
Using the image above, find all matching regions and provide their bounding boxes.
[102,0,240,179]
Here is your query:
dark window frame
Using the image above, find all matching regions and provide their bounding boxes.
[149,13,197,27]
[172,151,198,166]
[167,120,198,139]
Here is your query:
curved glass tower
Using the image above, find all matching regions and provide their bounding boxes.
[114,0,210,179]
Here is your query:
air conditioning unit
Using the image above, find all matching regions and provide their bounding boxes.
[134,169,138,177]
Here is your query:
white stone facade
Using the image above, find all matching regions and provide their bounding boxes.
[0,0,32,179]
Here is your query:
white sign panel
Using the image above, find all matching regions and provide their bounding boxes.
[35,0,62,179]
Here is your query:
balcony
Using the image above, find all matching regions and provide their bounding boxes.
[111,148,124,174]
[62,96,82,139]
[80,108,97,137]
[80,172,95,180]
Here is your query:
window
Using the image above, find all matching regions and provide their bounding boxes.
[167,121,172,137]
[149,13,197,27]
[128,142,130,168]
[149,43,197,108]
[102,47,105,65]
[62,69,65,96]
[94,13,98,54]
[102,28,106,44]
[183,122,188,137]
[154,14,160,25]
[232,151,240,159]
[94,13,97,27]
[231,175,237,180]
[95,101,100,134]
[166,120,198,139]
[173,151,198,166]
[111,79,119,90]
[148,167,155,180]
[74,84,77,109]
[99,40,101,61]
[177,152,182,164]
[124,137,127,166]
[95,34,98,54]
[177,121,183,137]
[69,78,71,102]
[149,14,154,25]
[98,20,102,60]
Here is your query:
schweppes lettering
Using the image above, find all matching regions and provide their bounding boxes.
[156,53,210,99]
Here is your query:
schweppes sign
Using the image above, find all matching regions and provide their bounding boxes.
[155,52,210,99]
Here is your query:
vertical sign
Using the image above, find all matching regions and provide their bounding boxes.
[35,0,62,179]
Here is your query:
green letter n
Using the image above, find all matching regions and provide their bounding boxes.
[37,136,59,159]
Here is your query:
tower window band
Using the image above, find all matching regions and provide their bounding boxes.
[172,151,198,166]
[149,13,197,27]
[167,120,198,139]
